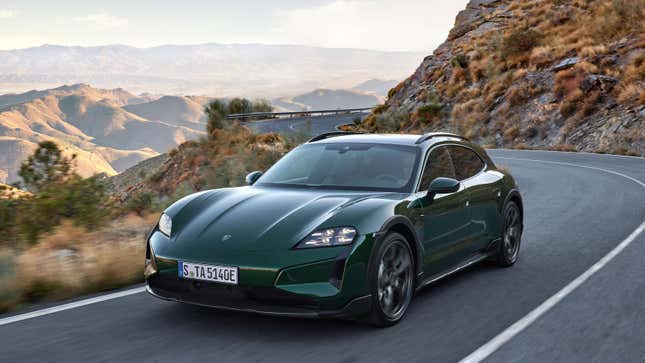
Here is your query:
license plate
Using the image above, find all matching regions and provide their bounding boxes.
[178,261,238,285]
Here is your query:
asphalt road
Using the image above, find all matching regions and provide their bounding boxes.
[242,112,367,135]
[1,119,644,362]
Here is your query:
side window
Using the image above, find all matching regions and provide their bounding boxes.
[419,146,455,191]
[449,146,485,180]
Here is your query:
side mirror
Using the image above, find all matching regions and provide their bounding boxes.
[428,177,460,197]
[245,171,263,185]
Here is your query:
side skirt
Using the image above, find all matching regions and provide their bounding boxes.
[415,252,490,292]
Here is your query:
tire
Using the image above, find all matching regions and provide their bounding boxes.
[493,201,523,267]
[364,232,415,327]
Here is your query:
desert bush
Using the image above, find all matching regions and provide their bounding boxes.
[503,125,521,142]
[10,175,110,245]
[591,0,645,41]
[122,192,153,216]
[0,215,153,312]
[372,103,389,114]
[1,141,110,246]
[559,88,585,117]
[371,109,410,132]
[452,54,469,69]
[501,29,541,59]
[205,98,274,136]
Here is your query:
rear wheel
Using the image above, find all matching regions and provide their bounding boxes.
[493,201,522,267]
[365,232,414,327]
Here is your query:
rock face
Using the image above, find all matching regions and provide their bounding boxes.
[369,0,644,156]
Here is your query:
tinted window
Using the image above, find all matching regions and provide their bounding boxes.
[419,146,455,191]
[449,146,485,180]
[257,143,420,192]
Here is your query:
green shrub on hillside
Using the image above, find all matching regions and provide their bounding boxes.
[205,98,273,137]
[1,142,110,246]
[18,141,75,192]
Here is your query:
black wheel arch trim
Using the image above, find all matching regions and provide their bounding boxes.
[503,188,524,228]
[373,215,424,277]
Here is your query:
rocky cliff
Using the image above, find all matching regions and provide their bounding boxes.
[362,0,643,155]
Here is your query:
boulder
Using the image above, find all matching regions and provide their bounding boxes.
[580,75,618,93]
[551,57,579,72]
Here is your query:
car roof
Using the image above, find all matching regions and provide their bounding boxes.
[309,133,467,147]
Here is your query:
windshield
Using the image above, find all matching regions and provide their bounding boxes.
[256,143,420,192]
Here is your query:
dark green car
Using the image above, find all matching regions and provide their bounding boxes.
[145,132,523,326]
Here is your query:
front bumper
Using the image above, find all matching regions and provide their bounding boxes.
[146,276,370,318]
[145,232,377,318]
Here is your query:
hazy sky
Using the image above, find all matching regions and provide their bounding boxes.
[0,0,469,52]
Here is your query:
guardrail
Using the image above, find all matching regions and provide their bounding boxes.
[226,107,374,120]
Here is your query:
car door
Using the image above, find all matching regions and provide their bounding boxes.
[416,145,472,276]
[448,145,494,253]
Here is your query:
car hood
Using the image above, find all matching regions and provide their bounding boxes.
[166,186,397,253]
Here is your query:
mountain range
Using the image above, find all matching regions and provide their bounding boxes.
[0,84,208,183]
[0,44,423,97]
[0,81,394,184]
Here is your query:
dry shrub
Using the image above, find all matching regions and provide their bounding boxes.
[512,68,528,81]
[507,83,531,107]
[552,144,578,152]
[12,214,155,308]
[514,143,530,150]
[554,68,585,97]
[617,52,645,105]
[503,125,521,142]
[559,88,585,117]
[451,99,488,138]
[530,46,556,67]
[469,56,491,82]
[617,84,645,104]
[501,29,541,60]
[579,45,608,58]
[592,0,645,41]
[576,61,599,74]
[483,72,514,106]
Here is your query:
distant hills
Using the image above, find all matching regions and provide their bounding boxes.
[0,81,399,184]
[0,84,208,183]
[0,44,423,97]
[351,79,398,97]
[271,79,396,112]
[273,88,380,112]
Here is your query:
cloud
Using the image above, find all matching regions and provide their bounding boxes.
[0,9,16,18]
[75,12,128,29]
[271,0,468,52]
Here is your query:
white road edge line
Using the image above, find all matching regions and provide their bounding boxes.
[489,148,645,160]
[494,157,645,187]
[460,157,645,363]
[0,286,146,326]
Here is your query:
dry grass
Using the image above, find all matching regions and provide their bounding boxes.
[1,214,156,312]
[364,0,642,155]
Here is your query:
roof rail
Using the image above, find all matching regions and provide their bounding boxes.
[414,132,469,144]
[308,131,364,143]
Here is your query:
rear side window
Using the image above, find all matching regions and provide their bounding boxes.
[449,146,485,180]
[419,146,455,191]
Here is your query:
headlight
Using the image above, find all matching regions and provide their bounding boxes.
[158,213,172,237]
[296,227,357,248]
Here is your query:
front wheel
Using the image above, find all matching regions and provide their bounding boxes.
[365,232,415,327]
[493,201,523,267]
